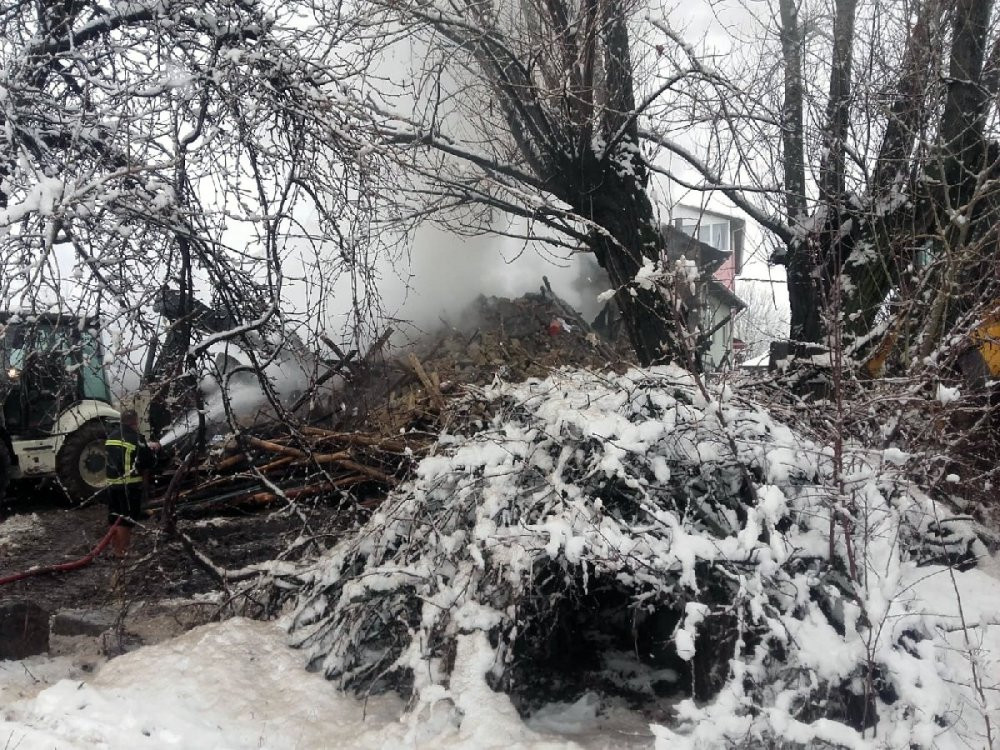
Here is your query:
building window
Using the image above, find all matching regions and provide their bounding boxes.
[700,223,729,253]
[674,218,730,253]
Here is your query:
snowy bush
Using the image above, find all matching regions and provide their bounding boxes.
[286,366,999,748]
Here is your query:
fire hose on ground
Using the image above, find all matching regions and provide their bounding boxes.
[0,518,121,587]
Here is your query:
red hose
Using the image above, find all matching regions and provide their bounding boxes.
[0,519,121,586]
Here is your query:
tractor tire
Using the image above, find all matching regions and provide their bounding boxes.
[0,441,11,516]
[56,420,110,505]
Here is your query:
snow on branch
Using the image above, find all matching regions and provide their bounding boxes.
[278,366,998,747]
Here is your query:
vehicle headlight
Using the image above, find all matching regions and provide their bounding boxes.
[6,367,20,381]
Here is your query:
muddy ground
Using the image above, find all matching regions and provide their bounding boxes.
[0,481,350,620]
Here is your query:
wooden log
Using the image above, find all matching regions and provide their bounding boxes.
[159,476,262,506]
[307,450,353,464]
[329,458,396,485]
[299,427,416,453]
[406,353,446,411]
[214,452,249,472]
[321,335,361,378]
[246,437,307,458]
[221,475,367,507]
[255,455,296,473]
[361,327,394,365]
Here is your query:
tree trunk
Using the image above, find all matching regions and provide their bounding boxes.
[576,4,683,367]
[786,241,825,344]
[778,0,823,345]
[583,170,682,368]
[939,0,993,211]
[940,0,994,322]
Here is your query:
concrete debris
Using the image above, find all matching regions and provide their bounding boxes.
[0,599,50,659]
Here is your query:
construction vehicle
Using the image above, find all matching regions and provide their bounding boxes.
[0,312,119,507]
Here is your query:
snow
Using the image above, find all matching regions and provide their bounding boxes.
[634,258,662,290]
[2,619,403,749]
[882,447,910,466]
[0,512,43,554]
[281,365,999,749]
[0,637,103,708]
[0,177,64,224]
[0,620,657,750]
[674,603,708,662]
[740,351,770,368]
[936,383,961,405]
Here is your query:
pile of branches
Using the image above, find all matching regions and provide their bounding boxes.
[339,286,631,436]
[149,426,432,519]
[739,355,1000,534]
[270,366,996,747]
[147,282,615,519]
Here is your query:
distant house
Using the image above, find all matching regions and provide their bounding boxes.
[584,205,747,371]
[669,206,747,371]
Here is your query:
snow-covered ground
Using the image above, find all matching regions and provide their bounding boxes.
[2,562,999,748]
[0,618,654,750]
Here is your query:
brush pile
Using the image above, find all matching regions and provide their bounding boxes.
[265,366,998,749]
[150,427,431,519]
[339,287,630,435]
[151,287,624,519]
[141,288,1000,747]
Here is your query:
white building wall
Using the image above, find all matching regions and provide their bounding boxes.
[670,206,743,372]
[704,292,733,370]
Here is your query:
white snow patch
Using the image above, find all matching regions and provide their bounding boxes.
[1,619,654,750]
[0,512,43,554]
[936,383,961,405]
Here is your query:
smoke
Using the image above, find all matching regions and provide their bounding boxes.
[158,383,265,448]
[566,254,612,323]
[380,226,501,333]
[381,224,597,337]
[158,353,339,447]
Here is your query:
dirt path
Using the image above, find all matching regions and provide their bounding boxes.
[0,486,340,616]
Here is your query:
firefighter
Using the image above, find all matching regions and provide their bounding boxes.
[105,409,160,559]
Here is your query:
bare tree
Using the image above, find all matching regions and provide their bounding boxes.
[641,0,1000,376]
[304,0,734,365]
[0,0,377,388]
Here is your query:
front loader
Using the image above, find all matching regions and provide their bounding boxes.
[0,312,119,508]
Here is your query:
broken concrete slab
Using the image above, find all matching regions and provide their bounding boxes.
[51,607,119,638]
[0,600,50,659]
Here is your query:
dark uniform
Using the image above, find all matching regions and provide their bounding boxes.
[105,422,155,527]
